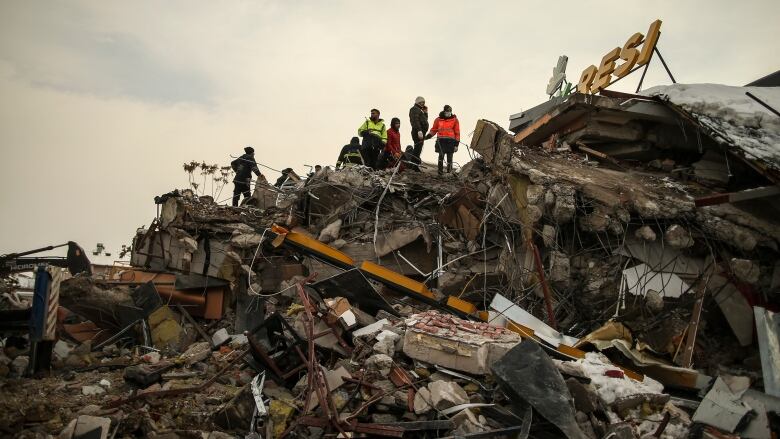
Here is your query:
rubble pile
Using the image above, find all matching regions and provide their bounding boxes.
[1,84,779,438]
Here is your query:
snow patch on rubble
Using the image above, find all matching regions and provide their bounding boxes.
[643,83,780,169]
[564,352,664,404]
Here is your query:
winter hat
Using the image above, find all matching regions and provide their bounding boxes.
[391,117,400,125]
[244,146,254,154]
[443,105,452,112]
[415,96,425,104]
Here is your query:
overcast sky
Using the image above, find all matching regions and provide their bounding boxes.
[1,0,778,260]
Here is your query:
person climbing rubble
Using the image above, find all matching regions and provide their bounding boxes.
[376,117,402,170]
[357,108,387,169]
[230,146,262,207]
[426,104,460,175]
[275,167,295,188]
[408,96,429,171]
[335,136,364,169]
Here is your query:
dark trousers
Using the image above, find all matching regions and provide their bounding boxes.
[361,135,382,169]
[411,131,424,171]
[438,152,454,174]
[436,138,457,174]
[376,150,390,169]
[232,181,251,206]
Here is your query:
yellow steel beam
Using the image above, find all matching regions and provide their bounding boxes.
[358,261,435,299]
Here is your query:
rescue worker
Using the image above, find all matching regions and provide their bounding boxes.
[275,168,294,187]
[408,96,429,171]
[377,117,402,169]
[403,145,420,170]
[357,109,387,169]
[336,137,365,169]
[230,146,262,207]
[426,105,460,175]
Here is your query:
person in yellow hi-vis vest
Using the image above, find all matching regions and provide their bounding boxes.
[357,108,387,169]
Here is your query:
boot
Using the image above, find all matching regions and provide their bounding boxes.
[447,162,453,173]
[438,156,444,175]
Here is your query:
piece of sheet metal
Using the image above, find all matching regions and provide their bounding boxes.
[250,372,267,417]
[490,293,578,348]
[754,306,780,398]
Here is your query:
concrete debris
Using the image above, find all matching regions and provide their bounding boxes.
[413,386,433,414]
[451,408,488,435]
[664,224,694,249]
[731,258,761,284]
[427,380,469,410]
[403,310,520,374]
[3,80,780,439]
[366,353,394,376]
[634,225,657,241]
[181,341,212,366]
[372,329,401,357]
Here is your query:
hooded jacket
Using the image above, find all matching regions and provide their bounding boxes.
[357,118,387,144]
[409,104,429,139]
[385,127,401,156]
[429,112,460,141]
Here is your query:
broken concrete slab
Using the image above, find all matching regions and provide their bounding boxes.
[373,330,401,357]
[366,353,393,377]
[59,415,111,439]
[352,318,390,338]
[428,380,469,410]
[403,310,521,375]
[451,407,488,435]
[414,387,433,414]
[304,366,351,411]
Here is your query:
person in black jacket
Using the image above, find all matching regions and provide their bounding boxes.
[408,96,429,171]
[336,137,365,169]
[231,146,262,207]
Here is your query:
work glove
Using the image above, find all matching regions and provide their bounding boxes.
[360,130,368,136]
[425,133,433,140]
[417,131,423,140]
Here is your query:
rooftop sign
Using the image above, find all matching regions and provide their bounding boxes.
[577,20,662,94]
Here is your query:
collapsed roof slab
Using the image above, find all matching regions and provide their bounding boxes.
[509,93,682,147]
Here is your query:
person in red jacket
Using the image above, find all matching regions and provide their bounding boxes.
[377,117,403,169]
[426,105,460,175]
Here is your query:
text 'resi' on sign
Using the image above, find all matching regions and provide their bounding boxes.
[577,20,662,94]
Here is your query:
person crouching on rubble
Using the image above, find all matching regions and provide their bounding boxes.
[357,108,387,169]
[403,145,419,170]
[336,137,364,169]
[230,146,263,207]
[376,117,403,170]
[426,105,460,175]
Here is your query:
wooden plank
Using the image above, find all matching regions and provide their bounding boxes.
[513,114,552,144]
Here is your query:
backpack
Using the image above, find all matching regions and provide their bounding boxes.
[231,158,245,174]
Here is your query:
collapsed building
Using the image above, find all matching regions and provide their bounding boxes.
[1,81,779,439]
